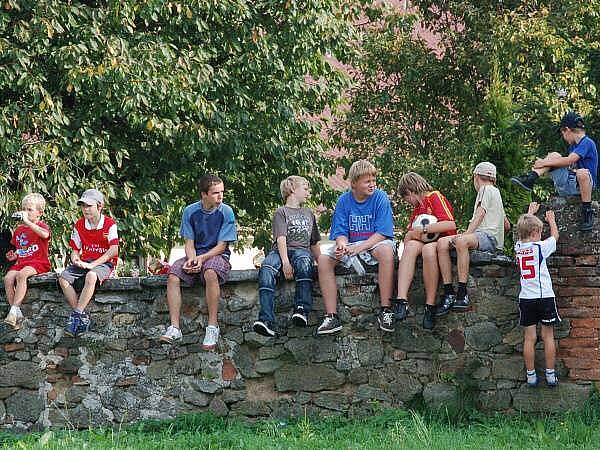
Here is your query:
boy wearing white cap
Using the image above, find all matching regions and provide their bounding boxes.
[435,162,508,315]
[58,189,119,337]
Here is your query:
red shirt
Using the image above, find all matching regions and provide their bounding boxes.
[408,191,457,237]
[69,215,119,266]
[11,222,51,268]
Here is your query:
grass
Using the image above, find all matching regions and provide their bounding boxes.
[3,395,600,449]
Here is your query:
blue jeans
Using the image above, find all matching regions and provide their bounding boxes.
[258,248,315,324]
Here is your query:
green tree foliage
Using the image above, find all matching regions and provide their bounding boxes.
[0,0,363,259]
[330,1,600,234]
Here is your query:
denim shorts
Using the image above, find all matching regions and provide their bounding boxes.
[550,168,582,197]
[475,231,497,253]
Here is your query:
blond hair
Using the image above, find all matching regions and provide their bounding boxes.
[280,176,309,201]
[22,193,46,212]
[516,213,543,241]
[398,172,433,196]
[348,160,377,184]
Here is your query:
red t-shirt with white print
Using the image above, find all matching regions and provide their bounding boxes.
[69,215,119,267]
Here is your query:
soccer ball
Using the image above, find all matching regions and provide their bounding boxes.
[412,214,439,243]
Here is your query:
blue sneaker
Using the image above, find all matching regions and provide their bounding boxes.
[64,311,81,337]
[76,312,91,335]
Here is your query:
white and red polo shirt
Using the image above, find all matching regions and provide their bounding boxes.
[69,214,119,266]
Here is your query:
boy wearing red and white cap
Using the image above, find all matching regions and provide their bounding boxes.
[436,162,509,316]
[58,189,119,337]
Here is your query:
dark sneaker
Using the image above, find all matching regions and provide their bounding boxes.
[253,320,276,337]
[64,311,81,337]
[316,314,342,335]
[391,299,409,321]
[291,306,308,327]
[422,307,434,330]
[76,312,91,335]
[377,307,395,332]
[452,295,470,310]
[580,207,593,231]
[435,294,455,317]
[510,172,538,192]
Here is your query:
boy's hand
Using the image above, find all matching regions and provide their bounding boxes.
[334,242,348,259]
[183,256,203,273]
[404,229,422,242]
[282,261,294,280]
[545,210,555,223]
[5,250,17,261]
[528,202,540,215]
[533,158,545,169]
[74,260,92,269]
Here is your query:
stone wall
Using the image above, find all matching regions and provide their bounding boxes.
[0,199,596,431]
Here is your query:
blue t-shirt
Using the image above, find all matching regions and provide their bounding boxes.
[570,135,598,188]
[329,189,394,243]
[180,202,237,259]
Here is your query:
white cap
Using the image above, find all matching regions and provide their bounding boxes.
[473,162,496,179]
[77,189,104,206]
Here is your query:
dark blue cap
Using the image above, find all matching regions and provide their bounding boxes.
[560,111,585,129]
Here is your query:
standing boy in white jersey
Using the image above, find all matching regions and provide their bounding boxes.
[514,202,560,388]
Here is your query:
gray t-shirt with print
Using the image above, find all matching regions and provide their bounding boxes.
[271,206,320,250]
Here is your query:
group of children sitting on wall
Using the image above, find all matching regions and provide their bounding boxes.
[3,111,598,388]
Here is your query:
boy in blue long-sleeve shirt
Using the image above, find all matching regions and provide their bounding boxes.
[316,160,396,335]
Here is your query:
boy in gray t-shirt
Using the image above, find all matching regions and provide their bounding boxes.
[253,176,321,337]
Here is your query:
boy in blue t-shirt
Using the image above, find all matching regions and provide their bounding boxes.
[511,111,598,231]
[316,159,396,335]
[159,174,237,351]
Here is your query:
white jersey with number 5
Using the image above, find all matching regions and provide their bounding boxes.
[514,236,556,299]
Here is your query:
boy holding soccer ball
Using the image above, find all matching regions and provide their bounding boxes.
[436,162,509,317]
[394,172,457,330]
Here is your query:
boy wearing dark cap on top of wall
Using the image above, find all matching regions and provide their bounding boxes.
[511,111,598,231]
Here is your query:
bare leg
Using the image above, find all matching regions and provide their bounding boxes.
[576,168,593,202]
[13,267,37,306]
[436,236,454,284]
[455,233,479,283]
[541,325,556,370]
[523,325,537,371]
[318,254,340,314]
[4,271,17,305]
[396,240,424,299]
[204,269,220,326]
[371,244,394,308]
[166,274,183,328]
[59,277,79,309]
[533,152,561,177]
[421,242,440,306]
[76,271,98,311]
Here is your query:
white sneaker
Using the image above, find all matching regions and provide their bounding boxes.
[4,311,23,330]
[202,325,220,351]
[159,325,182,344]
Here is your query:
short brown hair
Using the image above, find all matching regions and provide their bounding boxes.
[22,193,46,212]
[280,176,309,201]
[198,174,223,194]
[516,213,543,241]
[398,172,433,196]
[348,160,377,184]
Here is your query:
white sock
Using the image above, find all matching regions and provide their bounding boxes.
[526,369,537,384]
[10,305,22,316]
